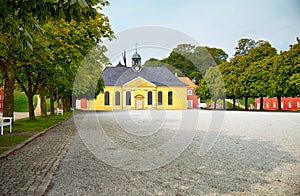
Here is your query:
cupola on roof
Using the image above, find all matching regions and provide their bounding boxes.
[132,51,141,59]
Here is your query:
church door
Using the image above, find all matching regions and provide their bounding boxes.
[136,99,143,109]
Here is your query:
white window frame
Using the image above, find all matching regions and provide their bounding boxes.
[187,89,193,95]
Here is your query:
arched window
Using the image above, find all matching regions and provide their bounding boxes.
[104,91,110,105]
[168,91,173,105]
[148,91,152,105]
[115,91,120,106]
[126,91,131,105]
[158,91,163,105]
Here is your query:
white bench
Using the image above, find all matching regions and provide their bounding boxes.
[0,117,13,135]
[56,108,63,115]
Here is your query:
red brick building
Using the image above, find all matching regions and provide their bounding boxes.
[255,97,300,111]
[0,88,4,111]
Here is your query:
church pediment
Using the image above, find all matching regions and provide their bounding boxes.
[123,76,157,87]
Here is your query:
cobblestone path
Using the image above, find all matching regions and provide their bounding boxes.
[0,118,75,195]
[47,111,299,195]
[0,111,299,195]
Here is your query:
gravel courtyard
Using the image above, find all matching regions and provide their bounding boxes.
[47,110,300,195]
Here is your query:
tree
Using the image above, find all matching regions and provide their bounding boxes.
[144,44,228,85]
[44,17,112,113]
[218,61,242,110]
[205,46,228,65]
[231,39,277,110]
[245,41,277,110]
[204,67,226,109]
[0,0,111,118]
[268,38,300,110]
[195,78,210,102]
[234,38,256,56]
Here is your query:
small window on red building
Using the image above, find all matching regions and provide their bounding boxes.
[187,90,192,95]
[273,102,276,108]
[266,103,269,108]
[288,102,292,108]
[297,102,300,108]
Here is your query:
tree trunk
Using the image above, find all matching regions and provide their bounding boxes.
[3,66,15,118]
[39,83,47,116]
[245,97,248,110]
[223,98,226,110]
[56,90,60,108]
[28,94,35,120]
[2,49,16,119]
[214,100,217,109]
[63,96,67,112]
[72,96,77,110]
[277,96,282,111]
[260,95,264,111]
[233,97,236,110]
[62,95,72,112]
[49,87,55,115]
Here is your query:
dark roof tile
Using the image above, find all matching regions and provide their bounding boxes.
[102,66,187,86]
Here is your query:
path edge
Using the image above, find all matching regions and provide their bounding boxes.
[0,114,74,160]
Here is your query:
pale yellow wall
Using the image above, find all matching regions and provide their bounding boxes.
[156,86,187,110]
[89,77,187,110]
[92,86,123,110]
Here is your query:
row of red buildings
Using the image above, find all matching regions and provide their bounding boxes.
[254,97,300,111]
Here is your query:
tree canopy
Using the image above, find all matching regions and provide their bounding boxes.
[0,0,113,119]
[144,44,228,84]
[201,38,299,110]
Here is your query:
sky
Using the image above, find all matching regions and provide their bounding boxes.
[102,0,300,64]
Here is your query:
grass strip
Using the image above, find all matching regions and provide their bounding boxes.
[0,111,73,155]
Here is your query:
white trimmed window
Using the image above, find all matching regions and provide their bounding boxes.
[288,102,292,108]
[187,90,193,95]
[104,91,110,106]
[273,102,276,108]
[266,103,269,109]
[297,102,300,108]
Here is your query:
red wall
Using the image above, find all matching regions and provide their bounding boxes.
[187,88,199,108]
[255,97,300,111]
[0,89,4,111]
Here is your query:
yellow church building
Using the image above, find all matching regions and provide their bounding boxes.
[89,50,188,110]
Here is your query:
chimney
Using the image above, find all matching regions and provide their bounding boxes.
[122,50,127,67]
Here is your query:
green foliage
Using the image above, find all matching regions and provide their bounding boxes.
[205,46,228,65]
[12,111,73,132]
[0,111,73,155]
[234,38,256,56]
[14,91,37,112]
[218,38,299,110]
[195,78,210,101]
[204,67,225,102]
[0,135,31,147]
[0,0,113,117]
[145,44,228,85]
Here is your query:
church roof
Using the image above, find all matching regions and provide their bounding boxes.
[177,77,197,88]
[102,66,187,86]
